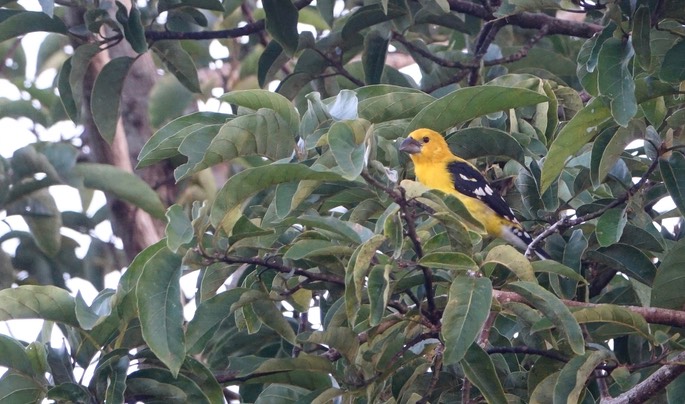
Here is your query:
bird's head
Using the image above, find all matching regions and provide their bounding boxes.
[399,128,452,164]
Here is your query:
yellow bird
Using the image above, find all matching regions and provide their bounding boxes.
[399,128,549,259]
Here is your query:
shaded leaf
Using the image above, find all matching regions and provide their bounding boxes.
[461,343,508,403]
[507,281,585,355]
[91,56,135,143]
[442,276,493,364]
[151,41,201,93]
[262,0,299,55]
[135,246,184,376]
[405,86,548,135]
[0,285,77,326]
[73,163,166,219]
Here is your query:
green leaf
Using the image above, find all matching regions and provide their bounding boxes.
[595,207,627,247]
[358,91,434,123]
[405,86,548,135]
[660,153,685,217]
[328,119,369,180]
[20,188,62,255]
[210,164,344,234]
[0,285,78,326]
[298,326,359,364]
[220,89,300,135]
[597,38,637,126]
[531,261,587,283]
[148,74,194,128]
[137,112,230,167]
[446,127,526,166]
[186,288,244,354]
[126,369,210,404]
[588,244,655,285]
[258,40,285,88]
[57,58,78,122]
[166,204,194,253]
[341,3,407,40]
[182,110,296,180]
[572,305,652,341]
[660,39,685,83]
[553,350,611,404]
[151,41,201,93]
[255,385,309,403]
[0,335,34,375]
[484,245,536,282]
[367,265,391,326]
[135,246,185,376]
[541,97,612,193]
[262,0,299,55]
[252,299,297,345]
[0,371,45,403]
[418,252,478,272]
[69,43,102,111]
[651,238,685,309]
[590,123,643,187]
[0,10,67,43]
[632,6,651,70]
[347,234,386,324]
[74,289,115,330]
[461,343,508,404]
[442,276,493,364]
[73,163,166,219]
[362,30,388,85]
[91,56,135,143]
[123,7,147,53]
[506,281,585,355]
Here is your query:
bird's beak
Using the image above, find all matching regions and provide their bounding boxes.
[399,137,422,154]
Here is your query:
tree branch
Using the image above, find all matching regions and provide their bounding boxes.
[210,252,345,286]
[526,153,660,257]
[145,0,313,41]
[602,351,685,404]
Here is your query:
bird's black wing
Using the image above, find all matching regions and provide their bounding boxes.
[446,160,519,223]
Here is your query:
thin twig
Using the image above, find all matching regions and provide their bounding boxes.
[526,154,661,257]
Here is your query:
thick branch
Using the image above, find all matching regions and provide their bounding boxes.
[602,351,685,404]
[447,0,603,38]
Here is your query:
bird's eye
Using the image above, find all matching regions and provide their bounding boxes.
[422,136,430,143]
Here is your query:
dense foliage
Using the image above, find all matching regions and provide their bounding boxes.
[1,0,685,402]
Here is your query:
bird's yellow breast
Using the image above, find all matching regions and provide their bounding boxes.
[413,160,506,236]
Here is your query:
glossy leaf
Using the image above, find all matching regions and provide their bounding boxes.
[418,252,478,272]
[220,89,299,134]
[588,244,655,285]
[210,164,344,234]
[660,39,685,83]
[135,246,184,376]
[597,38,637,126]
[651,238,685,309]
[447,127,526,165]
[0,371,45,403]
[0,10,67,43]
[507,281,585,355]
[632,6,651,70]
[341,3,407,40]
[91,56,135,143]
[554,350,611,404]
[151,41,201,93]
[73,163,166,219]
[166,204,194,252]
[0,285,78,326]
[460,343,507,403]
[262,0,299,55]
[405,86,548,135]
[541,97,612,193]
[328,119,369,180]
[595,207,627,247]
[442,276,493,364]
[660,153,685,217]
[484,245,536,282]
[362,30,388,85]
